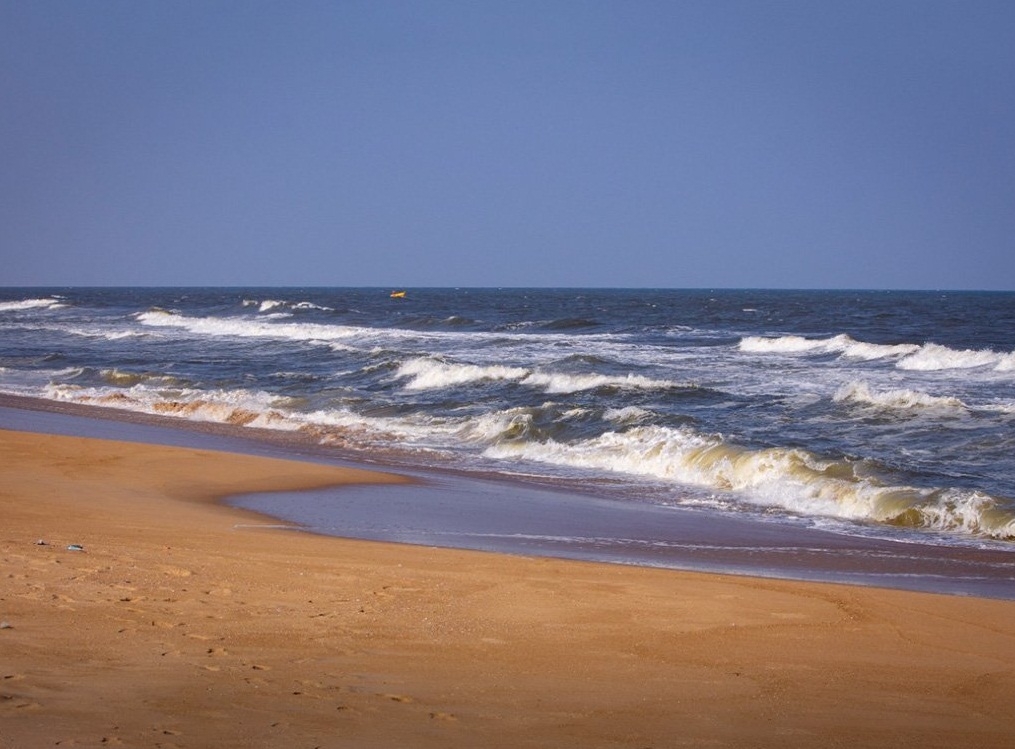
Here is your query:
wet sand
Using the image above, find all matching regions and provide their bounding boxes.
[3,425,1015,748]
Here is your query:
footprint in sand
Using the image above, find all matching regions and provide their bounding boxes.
[0,692,42,712]
[158,566,194,578]
[184,633,218,642]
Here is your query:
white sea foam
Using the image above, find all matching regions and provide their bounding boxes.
[0,322,144,341]
[455,408,535,443]
[985,400,1015,415]
[44,380,308,431]
[914,489,1015,538]
[0,297,65,312]
[138,308,639,363]
[58,325,147,341]
[833,381,967,412]
[841,340,923,361]
[484,424,1015,539]
[897,343,1015,372]
[69,382,431,450]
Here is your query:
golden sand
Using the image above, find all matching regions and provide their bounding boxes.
[2,428,1014,748]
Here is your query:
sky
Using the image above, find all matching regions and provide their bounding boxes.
[2,0,1014,289]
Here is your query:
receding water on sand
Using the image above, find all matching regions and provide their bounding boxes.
[234,475,1015,600]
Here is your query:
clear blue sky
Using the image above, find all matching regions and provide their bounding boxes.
[2,0,1014,289]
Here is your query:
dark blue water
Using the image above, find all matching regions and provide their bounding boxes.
[2,287,1014,547]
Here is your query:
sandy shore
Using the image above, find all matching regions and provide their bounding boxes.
[3,428,1015,748]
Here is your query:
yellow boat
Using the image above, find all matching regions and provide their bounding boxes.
[390,290,406,299]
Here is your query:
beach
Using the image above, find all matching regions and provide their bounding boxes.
[3,425,1015,748]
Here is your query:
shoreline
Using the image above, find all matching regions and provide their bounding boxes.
[3,393,1014,601]
[3,426,1015,747]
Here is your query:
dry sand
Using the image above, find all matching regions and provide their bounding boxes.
[2,428,1014,748]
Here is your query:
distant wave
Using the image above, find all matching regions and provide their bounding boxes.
[242,298,334,313]
[1,321,145,341]
[58,325,147,341]
[741,333,1015,372]
[135,309,633,359]
[484,424,1015,539]
[537,317,600,331]
[137,309,360,343]
[0,297,65,312]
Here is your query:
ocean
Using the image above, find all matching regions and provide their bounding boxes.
[2,287,1015,593]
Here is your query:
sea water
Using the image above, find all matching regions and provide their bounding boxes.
[2,288,1014,551]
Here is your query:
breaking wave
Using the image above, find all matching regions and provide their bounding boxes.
[484,425,1015,539]
[522,371,684,394]
[242,298,334,313]
[137,309,360,343]
[833,381,968,412]
[393,357,687,394]
[44,381,305,430]
[395,358,528,390]
[897,343,1015,372]
[38,378,453,456]
[603,406,653,425]
[739,333,918,360]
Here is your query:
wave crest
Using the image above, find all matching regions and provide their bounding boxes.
[243,298,334,313]
[897,343,1015,372]
[395,357,529,390]
[739,333,918,360]
[0,297,65,312]
[392,356,686,394]
[522,371,683,394]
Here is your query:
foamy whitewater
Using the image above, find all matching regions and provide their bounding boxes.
[3,288,1015,547]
